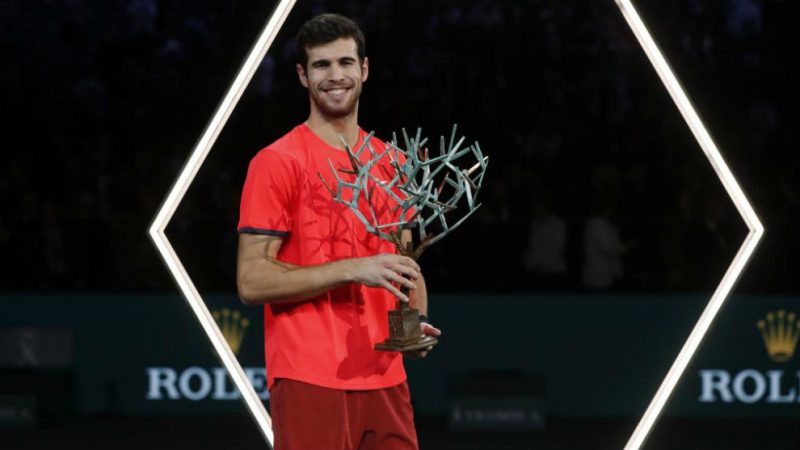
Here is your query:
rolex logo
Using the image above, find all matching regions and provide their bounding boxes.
[213,308,250,355]
[757,310,800,363]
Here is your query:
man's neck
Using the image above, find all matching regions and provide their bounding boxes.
[305,108,360,150]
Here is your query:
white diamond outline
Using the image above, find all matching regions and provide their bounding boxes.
[613,1,765,449]
[148,0,297,446]
[147,0,765,448]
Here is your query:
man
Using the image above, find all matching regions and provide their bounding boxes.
[236,13,441,450]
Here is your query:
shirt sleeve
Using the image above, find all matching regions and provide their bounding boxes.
[237,149,298,237]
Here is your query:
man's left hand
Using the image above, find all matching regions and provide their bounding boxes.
[403,322,442,359]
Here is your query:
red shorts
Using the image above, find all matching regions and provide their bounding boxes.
[270,379,418,450]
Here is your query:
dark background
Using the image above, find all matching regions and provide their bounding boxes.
[1,0,798,449]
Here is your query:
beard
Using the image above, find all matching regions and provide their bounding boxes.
[310,82,362,119]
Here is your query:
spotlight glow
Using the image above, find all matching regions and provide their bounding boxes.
[613,1,764,449]
[148,0,297,446]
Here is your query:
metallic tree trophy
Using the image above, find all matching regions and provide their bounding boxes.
[320,126,488,352]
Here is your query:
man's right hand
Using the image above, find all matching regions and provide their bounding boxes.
[342,254,421,302]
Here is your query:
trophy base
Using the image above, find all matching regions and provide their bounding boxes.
[374,335,438,353]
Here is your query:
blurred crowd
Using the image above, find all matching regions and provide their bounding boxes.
[0,0,796,293]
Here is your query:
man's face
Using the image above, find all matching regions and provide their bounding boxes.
[297,37,368,119]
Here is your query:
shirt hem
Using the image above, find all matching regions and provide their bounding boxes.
[268,372,407,392]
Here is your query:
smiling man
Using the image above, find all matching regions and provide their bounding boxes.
[236,13,440,450]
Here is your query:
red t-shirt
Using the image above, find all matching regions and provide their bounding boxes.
[238,123,408,391]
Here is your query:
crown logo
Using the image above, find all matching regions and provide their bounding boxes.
[757,310,800,363]
[213,308,250,355]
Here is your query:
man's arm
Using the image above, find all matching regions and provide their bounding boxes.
[236,233,422,305]
[401,229,441,358]
[402,229,428,316]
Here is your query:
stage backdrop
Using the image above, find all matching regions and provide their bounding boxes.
[0,293,798,421]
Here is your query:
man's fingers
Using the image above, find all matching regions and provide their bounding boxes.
[405,346,434,359]
[420,345,434,357]
[375,253,420,271]
[390,255,420,272]
[381,281,409,302]
[377,254,421,277]
[391,263,420,281]
[403,257,422,273]
[405,350,426,359]
[421,323,442,337]
[385,269,417,290]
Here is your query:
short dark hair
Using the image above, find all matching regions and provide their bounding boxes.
[295,14,366,69]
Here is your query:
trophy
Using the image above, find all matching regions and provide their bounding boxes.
[320,126,488,352]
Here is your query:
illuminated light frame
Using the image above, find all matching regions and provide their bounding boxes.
[149,0,764,448]
[148,0,297,446]
[613,1,764,449]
